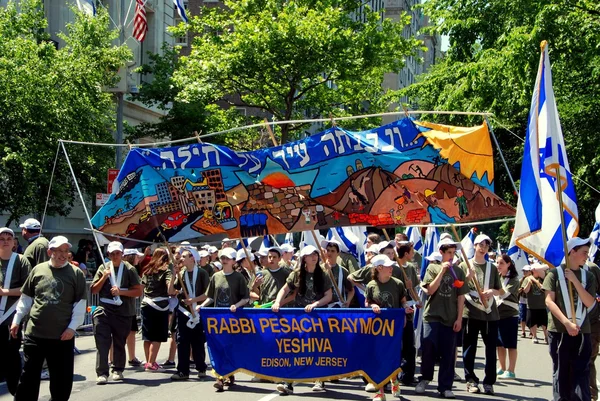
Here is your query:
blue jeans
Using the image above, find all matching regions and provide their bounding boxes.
[420,321,456,392]
[462,318,498,385]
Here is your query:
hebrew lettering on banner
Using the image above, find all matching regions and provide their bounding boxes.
[91,117,515,243]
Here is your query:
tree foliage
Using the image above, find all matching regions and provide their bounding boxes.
[0,0,131,224]
[402,0,600,238]
[171,0,423,143]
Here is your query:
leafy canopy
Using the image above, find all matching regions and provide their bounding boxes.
[0,0,131,224]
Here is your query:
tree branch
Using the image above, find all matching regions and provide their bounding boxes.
[293,73,335,101]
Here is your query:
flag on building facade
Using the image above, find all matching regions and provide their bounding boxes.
[173,0,188,23]
[511,41,579,268]
[133,0,148,42]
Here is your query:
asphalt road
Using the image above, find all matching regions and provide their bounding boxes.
[0,328,589,401]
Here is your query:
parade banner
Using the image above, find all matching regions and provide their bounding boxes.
[201,308,405,386]
[91,117,514,243]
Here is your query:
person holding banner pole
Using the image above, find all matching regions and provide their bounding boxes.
[416,238,468,399]
[458,234,503,395]
[320,239,354,308]
[366,254,409,401]
[543,238,596,401]
[494,254,520,380]
[200,247,249,391]
[272,245,333,395]
[90,242,142,384]
[0,227,32,395]
[140,248,176,372]
[583,260,600,401]
[171,248,209,381]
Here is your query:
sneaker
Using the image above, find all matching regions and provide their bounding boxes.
[499,371,516,379]
[415,380,429,394]
[312,381,325,391]
[197,371,207,379]
[496,368,504,375]
[224,375,235,386]
[441,390,456,398]
[40,369,50,380]
[453,372,462,382]
[373,391,387,401]
[533,337,539,344]
[171,372,189,381]
[277,382,294,395]
[466,381,481,393]
[365,382,378,392]
[96,375,108,385]
[145,362,164,372]
[214,378,224,391]
[128,358,142,367]
[521,332,527,338]
[162,360,176,367]
[483,384,494,395]
[112,371,124,381]
[391,379,401,397]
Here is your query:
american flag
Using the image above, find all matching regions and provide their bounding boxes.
[133,0,148,42]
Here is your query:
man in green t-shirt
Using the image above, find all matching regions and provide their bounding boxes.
[584,261,600,401]
[19,218,49,269]
[91,241,142,384]
[251,248,292,306]
[459,234,504,395]
[0,227,32,395]
[543,237,597,401]
[11,235,87,401]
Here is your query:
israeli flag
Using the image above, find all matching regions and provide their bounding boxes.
[284,232,294,246]
[406,226,423,255]
[300,231,324,250]
[258,235,273,255]
[327,227,359,259]
[589,203,600,262]
[508,239,529,276]
[511,42,579,268]
[174,0,188,23]
[76,0,96,16]
[348,226,368,266]
[420,226,440,279]
[460,228,477,260]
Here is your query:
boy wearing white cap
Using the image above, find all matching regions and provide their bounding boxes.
[458,233,503,395]
[91,241,143,384]
[279,244,296,269]
[198,249,214,278]
[11,236,87,401]
[19,218,48,270]
[416,238,468,398]
[321,239,354,307]
[543,237,596,401]
[201,247,249,391]
[250,248,292,306]
[0,228,32,395]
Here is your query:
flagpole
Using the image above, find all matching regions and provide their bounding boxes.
[381,229,420,305]
[310,230,344,304]
[450,225,488,309]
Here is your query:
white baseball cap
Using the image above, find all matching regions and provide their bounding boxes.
[522,265,532,271]
[425,251,443,262]
[201,244,211,250]
[371,254,394,267]
[180,241,191,245]
[280,244,296,253]
[221,237,232,243]
[236,249,255,262]
[184,247,201,263]
[320,239,342,250]
[440,233,453,241]
[0,227,15,237]
[437,237,462,251]
[214,261,223,270]
[365,245,379,254]
[123,248,144,257]
[268,247,282,256]
[377,240,396,253]
[107,241,124,254]
[219,247,237,260]
[255,248,269,257]
[300,245,319,257]
[49,236,71,249]
[198,250,209,258]
[208,246,218,254]
[567,237,590,253]
[19,218,41,230]
[474,234,492,245]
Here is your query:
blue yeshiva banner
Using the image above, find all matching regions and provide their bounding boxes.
[201,308,405,386]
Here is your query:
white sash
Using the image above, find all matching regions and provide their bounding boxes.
[583,264,598,315]
[495,277,518,311]
[557,266,589,326]
[143,296,170,311]
[100,262,124,306]
[0,253,18,325]
[465,260,493,314]
[180,268,200,328]
[328,266,346,308]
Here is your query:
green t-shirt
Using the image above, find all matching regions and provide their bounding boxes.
[498,276,520,319]
[141,269,173,309]
[421,262,469,327]
[584,262,600,326]
[21,262,87,339]
[205,271,249,307]
[338,252,360,274]
[286,268,333,307]
[325,264,353,304]
[23,236,49,269]
[175,267,210,312]
[258,267,291,305]
[348,264,374,284]
[0,254,32,325]
[523,276,546,310]
[93,261,141,317]
[459,260,501,321]
[365,277,406,309]
[543,266,597,334]
[400,262,420,301]
[412,253,423,271]
[201,263,215,279]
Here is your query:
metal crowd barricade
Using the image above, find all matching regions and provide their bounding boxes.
[79,280,141,330]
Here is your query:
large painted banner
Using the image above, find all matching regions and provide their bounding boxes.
[201,308,405,386]
[91,118,514,242]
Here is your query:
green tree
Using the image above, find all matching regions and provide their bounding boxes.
[0,0,131,224]
[172,0,423,144]
[402,0,600,235]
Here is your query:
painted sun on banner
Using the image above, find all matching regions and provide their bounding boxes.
[91,117,515,243]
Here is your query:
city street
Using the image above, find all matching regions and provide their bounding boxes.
[0,329,577,401]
